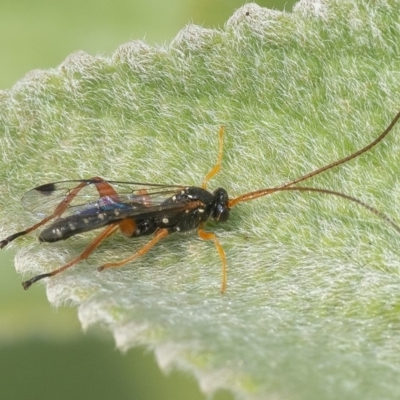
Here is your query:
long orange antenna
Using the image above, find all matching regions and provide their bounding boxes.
[270,186,400,234]
[229,110,400,208]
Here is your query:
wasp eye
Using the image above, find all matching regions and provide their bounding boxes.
[212,188,230,222]
[214,204,230,222]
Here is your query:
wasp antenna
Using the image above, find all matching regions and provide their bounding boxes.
[278,186,400,235]
[278,110,400,189]
[229,110,400,207]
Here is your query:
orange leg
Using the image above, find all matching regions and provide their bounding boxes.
[201,126,225,190]
[198,227,227,293]
[1,177,119,248]
[22,223,120,290]
[98,228,169,271]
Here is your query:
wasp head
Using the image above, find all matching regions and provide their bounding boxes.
[211,188,230,223]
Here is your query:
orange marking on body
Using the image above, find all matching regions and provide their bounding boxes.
[119,218,137,237]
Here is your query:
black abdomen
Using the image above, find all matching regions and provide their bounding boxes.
[39,213,117,242]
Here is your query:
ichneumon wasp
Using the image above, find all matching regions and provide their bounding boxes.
[1,110,400,292]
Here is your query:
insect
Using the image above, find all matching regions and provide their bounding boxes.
[1,111,400,292]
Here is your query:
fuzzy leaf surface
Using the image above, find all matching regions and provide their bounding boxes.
[1,1,400,399]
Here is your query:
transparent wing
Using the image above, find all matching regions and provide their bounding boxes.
[21,179,187,218]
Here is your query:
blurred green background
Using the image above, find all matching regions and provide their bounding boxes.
[0,1,295,399]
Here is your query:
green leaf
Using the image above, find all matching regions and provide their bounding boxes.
[1,1,400,398]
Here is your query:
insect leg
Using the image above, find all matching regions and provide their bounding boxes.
[198,227,227,293]
[202,126,225,190]
[22,223,120,290]
[0,177,119,248]
[98,228,169,271]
